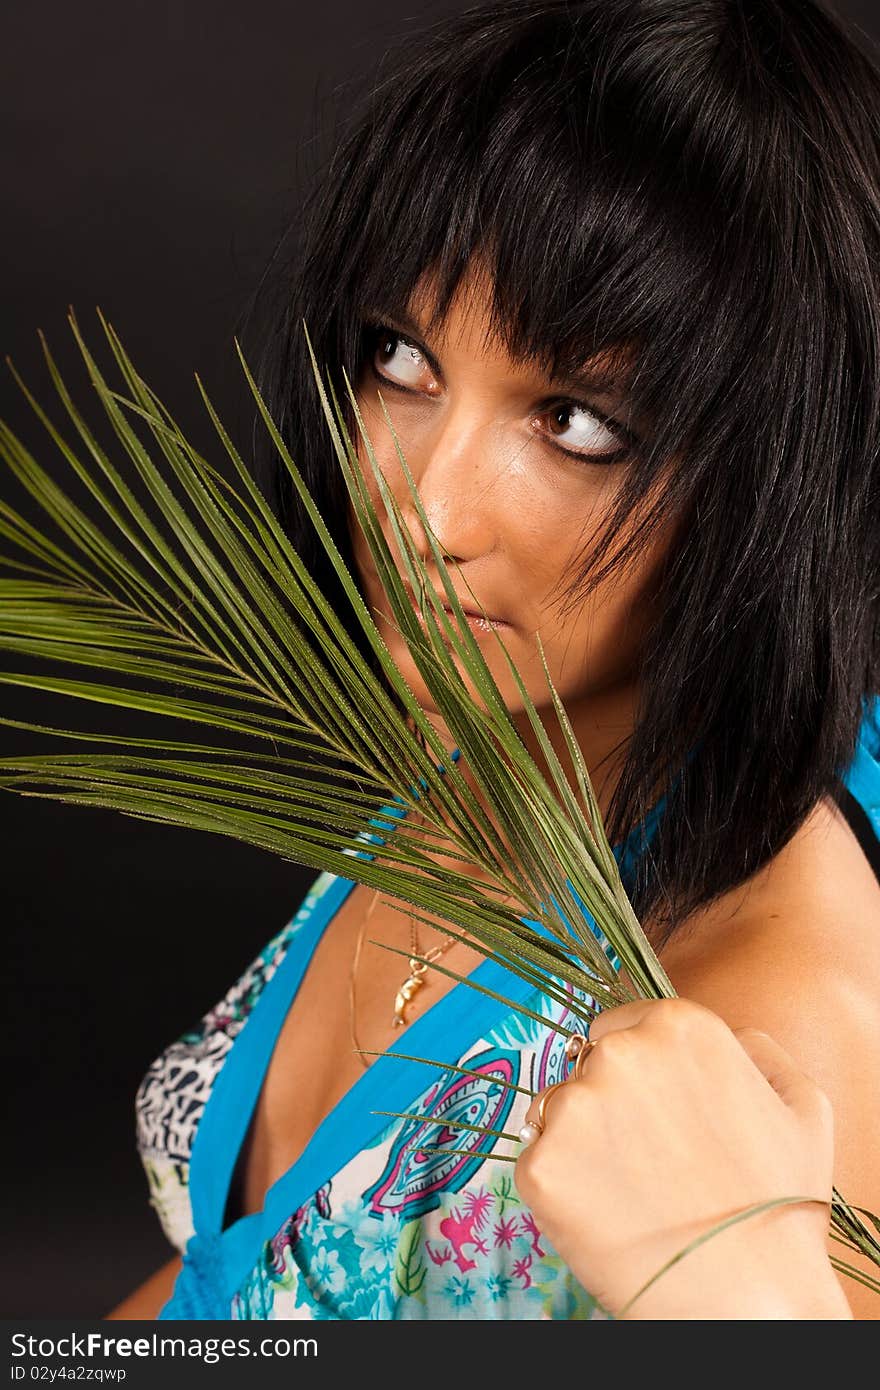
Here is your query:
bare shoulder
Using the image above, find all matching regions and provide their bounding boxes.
[656,794,880,1318]
[658,794,880,1035]
[656,793,880,1110]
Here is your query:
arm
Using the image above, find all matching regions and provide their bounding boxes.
[106,1253,182,1320]
[658,795,880,1318]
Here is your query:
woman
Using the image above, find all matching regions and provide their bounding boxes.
[112,0,880,1319]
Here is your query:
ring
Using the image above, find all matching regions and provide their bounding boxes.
[565,1032,596,1080]
[517,1079,569,1148]
[518,1119,543,1147]
[537,1079,568,1129]
[517,1035,597,1148]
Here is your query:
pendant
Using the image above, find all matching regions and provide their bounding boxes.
[393,958,428,1027]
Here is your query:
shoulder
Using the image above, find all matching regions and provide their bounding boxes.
[657,795,880,1317]
[657,794,880,1044]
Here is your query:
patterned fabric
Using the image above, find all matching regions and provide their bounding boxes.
[136,903,328,1253]
[137,698,880,1320]
[229,1005,599,1321]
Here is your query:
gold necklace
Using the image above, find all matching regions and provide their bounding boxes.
[348,880,463,1068]
[349,723,464,1067]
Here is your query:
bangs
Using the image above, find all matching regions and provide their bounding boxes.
[306,1,800,608]
[344,35,730,409]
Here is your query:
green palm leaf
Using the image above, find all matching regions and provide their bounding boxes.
[0,312,876,1303]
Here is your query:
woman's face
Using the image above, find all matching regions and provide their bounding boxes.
[349,259,675,740]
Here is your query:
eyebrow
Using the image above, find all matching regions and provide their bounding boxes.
[360,304,628,400]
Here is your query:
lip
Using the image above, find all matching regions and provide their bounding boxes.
[402,584,510,631]
[440,606,507,633]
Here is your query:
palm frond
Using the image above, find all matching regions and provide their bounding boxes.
[614,1195,822,1317]
[354,1050,535,1099]
[371,1111,521,1145]
[0,312,877,1299]
[0,312,648,1008]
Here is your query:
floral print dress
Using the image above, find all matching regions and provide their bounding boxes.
[135,700,880,1319]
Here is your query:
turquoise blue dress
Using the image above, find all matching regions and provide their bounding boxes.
[136,697,880,1319]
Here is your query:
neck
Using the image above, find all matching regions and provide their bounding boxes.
[403,679,639,893]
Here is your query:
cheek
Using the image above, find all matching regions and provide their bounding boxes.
[346,419,399,557]
[530,527,670,698]
[350,402,411,525]
[533,584,639,696]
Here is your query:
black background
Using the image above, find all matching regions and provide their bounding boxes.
[2,0,879,1318]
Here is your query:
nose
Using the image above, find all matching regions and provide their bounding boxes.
[397,407,501,567]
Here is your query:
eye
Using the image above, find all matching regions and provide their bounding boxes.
[367,325,440,394]
[361,320,633,464]
[535,400,630,465]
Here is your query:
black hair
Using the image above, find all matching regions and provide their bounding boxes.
[246,0,880,945]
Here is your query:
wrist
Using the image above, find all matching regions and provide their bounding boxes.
[612,1237,852,1321]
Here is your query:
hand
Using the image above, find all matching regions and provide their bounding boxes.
[515,997,852,1319]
